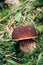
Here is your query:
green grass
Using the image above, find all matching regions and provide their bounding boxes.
[0,0,43,65]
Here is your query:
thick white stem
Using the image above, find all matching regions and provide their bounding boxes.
[19,40,36,54]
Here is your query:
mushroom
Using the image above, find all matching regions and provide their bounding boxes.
[12,25,37,54]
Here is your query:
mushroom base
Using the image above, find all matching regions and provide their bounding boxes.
[19,39,36,54]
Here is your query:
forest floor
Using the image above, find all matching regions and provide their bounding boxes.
[0,0,43,65]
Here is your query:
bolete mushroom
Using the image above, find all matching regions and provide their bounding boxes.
[12,25,37,54]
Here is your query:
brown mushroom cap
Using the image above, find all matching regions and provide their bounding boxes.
[12,25,37,41]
